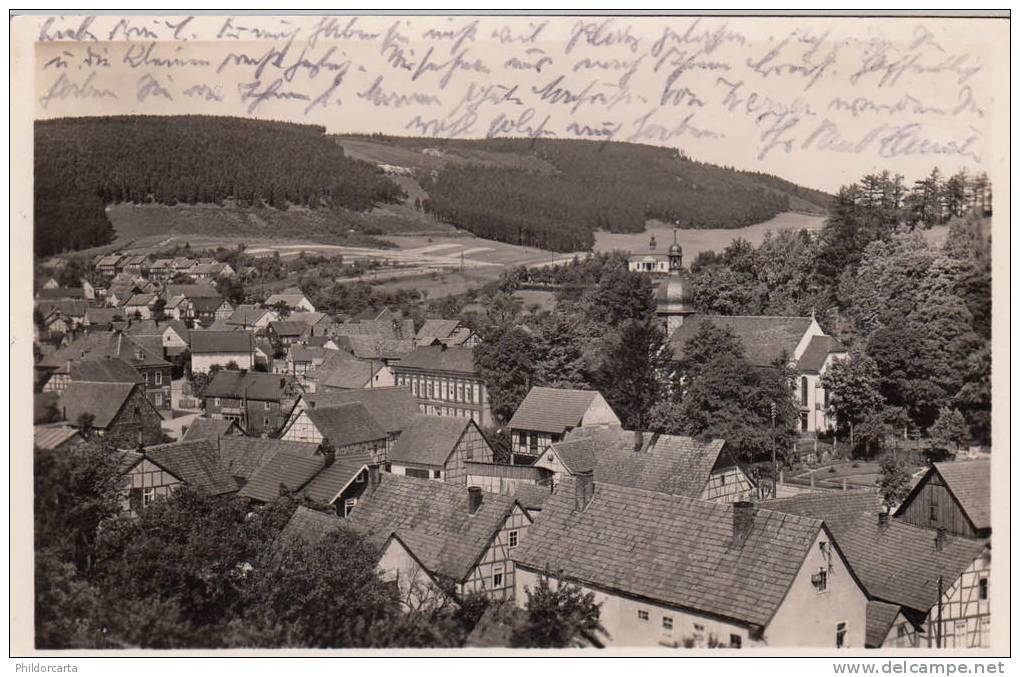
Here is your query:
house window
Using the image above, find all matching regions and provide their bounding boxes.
[730,634,742,649]
[529,432,539,454]
[508,530,519,548]
[264,402,271,410]
[263,417,270,427]
[344,498,357,517]
[155,371,162,385]
[662,617,673,632]
[979,578,988,600]
[355,471,366,484]
[142,487,156,508]
[801,376,809,406]
[812,568,829,593]
[929,504,938,522]
[836,622,847,648]
[637,610,649,622]
[432,470,442,479]
[214,397,221,407]
[518,431,526,448]
[154,393,163,407]
[800,412,809,432]
[492,567,504,589]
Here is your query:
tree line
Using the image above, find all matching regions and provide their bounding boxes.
[34,116,404,257]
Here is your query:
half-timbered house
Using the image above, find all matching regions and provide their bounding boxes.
[387,416,494,483]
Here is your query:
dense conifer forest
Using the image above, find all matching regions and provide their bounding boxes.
[34,116,403,256]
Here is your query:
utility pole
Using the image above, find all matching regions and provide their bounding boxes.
[770,401,778,499]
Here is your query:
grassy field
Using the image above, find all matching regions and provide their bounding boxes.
[595,212,827,259]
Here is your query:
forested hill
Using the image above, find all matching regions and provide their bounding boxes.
[34,116,403,256]
[335,135,832,252]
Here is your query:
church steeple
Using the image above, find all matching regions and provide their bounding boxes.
[668,228,683,274]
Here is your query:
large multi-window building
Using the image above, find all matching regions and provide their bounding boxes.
[391,345,491,426]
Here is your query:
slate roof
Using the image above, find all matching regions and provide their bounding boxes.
[416,319,462,340]
[313,353,380,390]
[388,416,473,467]
[144,439,238,495]
[763,490,989,613]
[181,418,239,442]
[922,461,991,531]
[204,370,289,401]
[217,437,319,481]
[125,293,157,307]
[239,451,326,502]
[190,330,255,354]
[164,283,220,299]
[36,300,88,318]
[348,474,523,581]
[393,345,478,375]
[69,357,144,384]
[508,387,604,434]
[510,483,554,512]
[297,387,420,436]
[668,315,815,367]
[514,478,825,628]
[97,254,124,267]
[191,297,229,314]
[270,320,309,337]
[124,319,190,342]
[265,293,312,310]
[796,335,847,373]
[58,382,139,429]
[34,425,81,450]
[279,506,348,545]
[554,426,736,498]
[866,601,903,648]
[289,346,331,363]
[303,403,388,447]
[85,308,126,325]
[287,311,328,327]
[226,305,272,326]
[301,454,373,504]
[39,331,170,370]
[335,319,415,340]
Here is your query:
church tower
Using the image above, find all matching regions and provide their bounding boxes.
[654,229,696,334]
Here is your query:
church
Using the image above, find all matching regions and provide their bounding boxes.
[629,231,847,435]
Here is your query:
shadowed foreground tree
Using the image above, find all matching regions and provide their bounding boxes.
[510,574,606,648]
[877,452,913,511]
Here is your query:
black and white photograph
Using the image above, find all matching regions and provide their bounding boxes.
[9,9,1009,661]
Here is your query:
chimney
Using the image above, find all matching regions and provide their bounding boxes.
[935,526,946,552]
[574,470,594,511]
[468,486,483,515]
[732,501,755,547]
[368,463,381,491]
[633,429,644,453]
[878,511,890,528]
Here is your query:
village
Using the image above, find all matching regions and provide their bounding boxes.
[31,232,992,650]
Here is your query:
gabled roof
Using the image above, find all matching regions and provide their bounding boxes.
[204,370,290,401]
[303,403,388,447]
[297,387,420,436]
[69,357,143,384]
[866,601,903,648]
[508,387,605,434]
[265,293,312,309]
[269,320,309,337]
[190,330,255,354]
[348,474,524,581]
[226,305,272,326]
[668,315,815,367]
[553,426,736,498]
[144,439,238,495]
[313,353,380,390]
[125,293,157,307]
[190,262,229,275]
[352,307,396,322]
[39,330,170,370]
[287,311,329,327]
[388,416,474,467]
[301,454,373,504]
[289,346,331,363]
[97,254,124,267]
[392,345,478,375]
[85,307,125,325]
[335,319,415,340]
[416,319,462,340]
[164,283,220,299]
[58,382,142,429]
[509,483,554,512]
[35,300,88,318]
[763,490,989,613]
[796,335,847,373]
[239,451,326,502]
[181,418,240,442]
[217,437,318,481]
[34,425,82,451]
[190,297,230,313]
[513,478,826,629]
[895,461,991,532]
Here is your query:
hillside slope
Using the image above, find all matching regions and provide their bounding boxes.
[34,116,403,256]
[335,135,832,252]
